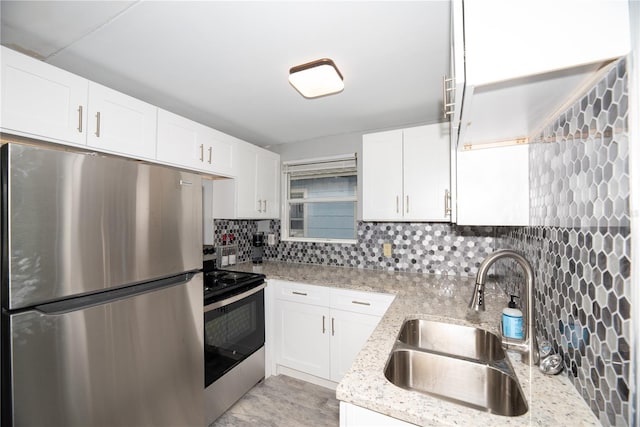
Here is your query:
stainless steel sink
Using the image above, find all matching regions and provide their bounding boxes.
[398,319,505,362]
[384,349,528,417]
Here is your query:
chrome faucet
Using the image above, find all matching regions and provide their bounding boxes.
[469,249,539,366]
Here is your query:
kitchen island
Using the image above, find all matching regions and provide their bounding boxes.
[234,261,599,426]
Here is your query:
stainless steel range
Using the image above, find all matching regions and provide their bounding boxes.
[203,248,266,425]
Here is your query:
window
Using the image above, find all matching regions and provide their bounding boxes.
[282,155,357,242]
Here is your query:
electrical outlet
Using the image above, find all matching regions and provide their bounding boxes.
[383,243,392,257]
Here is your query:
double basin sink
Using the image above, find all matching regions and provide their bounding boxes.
[384,319,527,417]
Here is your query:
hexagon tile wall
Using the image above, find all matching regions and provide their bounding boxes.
[508,58,630,427]
[211,219,511,274]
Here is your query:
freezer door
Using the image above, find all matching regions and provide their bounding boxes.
[3,143,203,309]
[7,273,203,427]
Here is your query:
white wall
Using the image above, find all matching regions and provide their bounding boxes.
[268,131,362,162]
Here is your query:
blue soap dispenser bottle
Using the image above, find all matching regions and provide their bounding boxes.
[502,295,524,340]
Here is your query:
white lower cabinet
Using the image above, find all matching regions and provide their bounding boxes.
[330,310,380,381]
[340,402,418,427]
[272,280,393,384]
[276,299,331,379]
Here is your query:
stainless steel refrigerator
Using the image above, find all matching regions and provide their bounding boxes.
[1,142,204,426]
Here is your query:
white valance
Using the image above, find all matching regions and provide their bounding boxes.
[282,154,357,178]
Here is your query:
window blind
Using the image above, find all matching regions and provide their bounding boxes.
[283,154,357,178]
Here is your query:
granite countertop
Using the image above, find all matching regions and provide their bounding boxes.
[233,261,599,427]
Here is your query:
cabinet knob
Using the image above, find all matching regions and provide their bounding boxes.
[199,144,204,162]
[208,146,212,164]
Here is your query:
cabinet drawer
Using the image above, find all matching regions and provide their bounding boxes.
[274,280,331,307]
[330,289,394,316]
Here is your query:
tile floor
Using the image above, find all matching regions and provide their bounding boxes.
[210,375,340,427]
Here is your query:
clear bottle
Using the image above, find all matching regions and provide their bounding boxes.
[221,233,229,267]
[502,295,523,339]
[228,233,236,265]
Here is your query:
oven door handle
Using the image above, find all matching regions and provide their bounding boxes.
[204,283,266,312]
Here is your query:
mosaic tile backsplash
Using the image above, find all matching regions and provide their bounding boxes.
[213,219,509,277]
[212,219,258,266]
[505,59,630,427]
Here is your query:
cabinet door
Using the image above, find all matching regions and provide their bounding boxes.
[256,149,280,219]
[449,0,465,147]
[234,144,259,218]
[206,129,235,177]
[275,300,330,379]
[0,46,88,146]
[403,125,450,221]
[362,130,403,221]
[456,144,529,226]
[464,1,630,87]
[156,109,207,170]
[330,310,380,382]
[340,402,418,427]
[87,82,157,160]
[158,110,236,176]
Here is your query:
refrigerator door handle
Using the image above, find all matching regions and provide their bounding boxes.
[36,272,197,315]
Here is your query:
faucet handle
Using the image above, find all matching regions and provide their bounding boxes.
[468,282,485,311]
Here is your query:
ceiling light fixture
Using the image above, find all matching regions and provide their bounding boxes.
[288,58,344,99]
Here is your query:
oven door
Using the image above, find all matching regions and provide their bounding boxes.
[204,284,265,388]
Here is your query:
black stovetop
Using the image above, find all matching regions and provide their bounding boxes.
[203,268,265,306]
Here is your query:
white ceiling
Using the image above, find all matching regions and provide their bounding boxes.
[0,1,451,147]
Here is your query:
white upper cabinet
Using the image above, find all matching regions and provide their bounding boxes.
[234,142,260,217]
[456,144,529,226]
[362,129,404,220]
[463,1,630,86]
[207,129,236,177]
[402,125,451,221]
[0,46,88,146]
[450,0,631,149]
[0,46,268,187]
[444,0,464,134]
[87,82,157,160]
[211,143,280,220]
[0,47,158,160]
[157,109,235,176]
[256,149,280,218]
[363,123,450,222]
